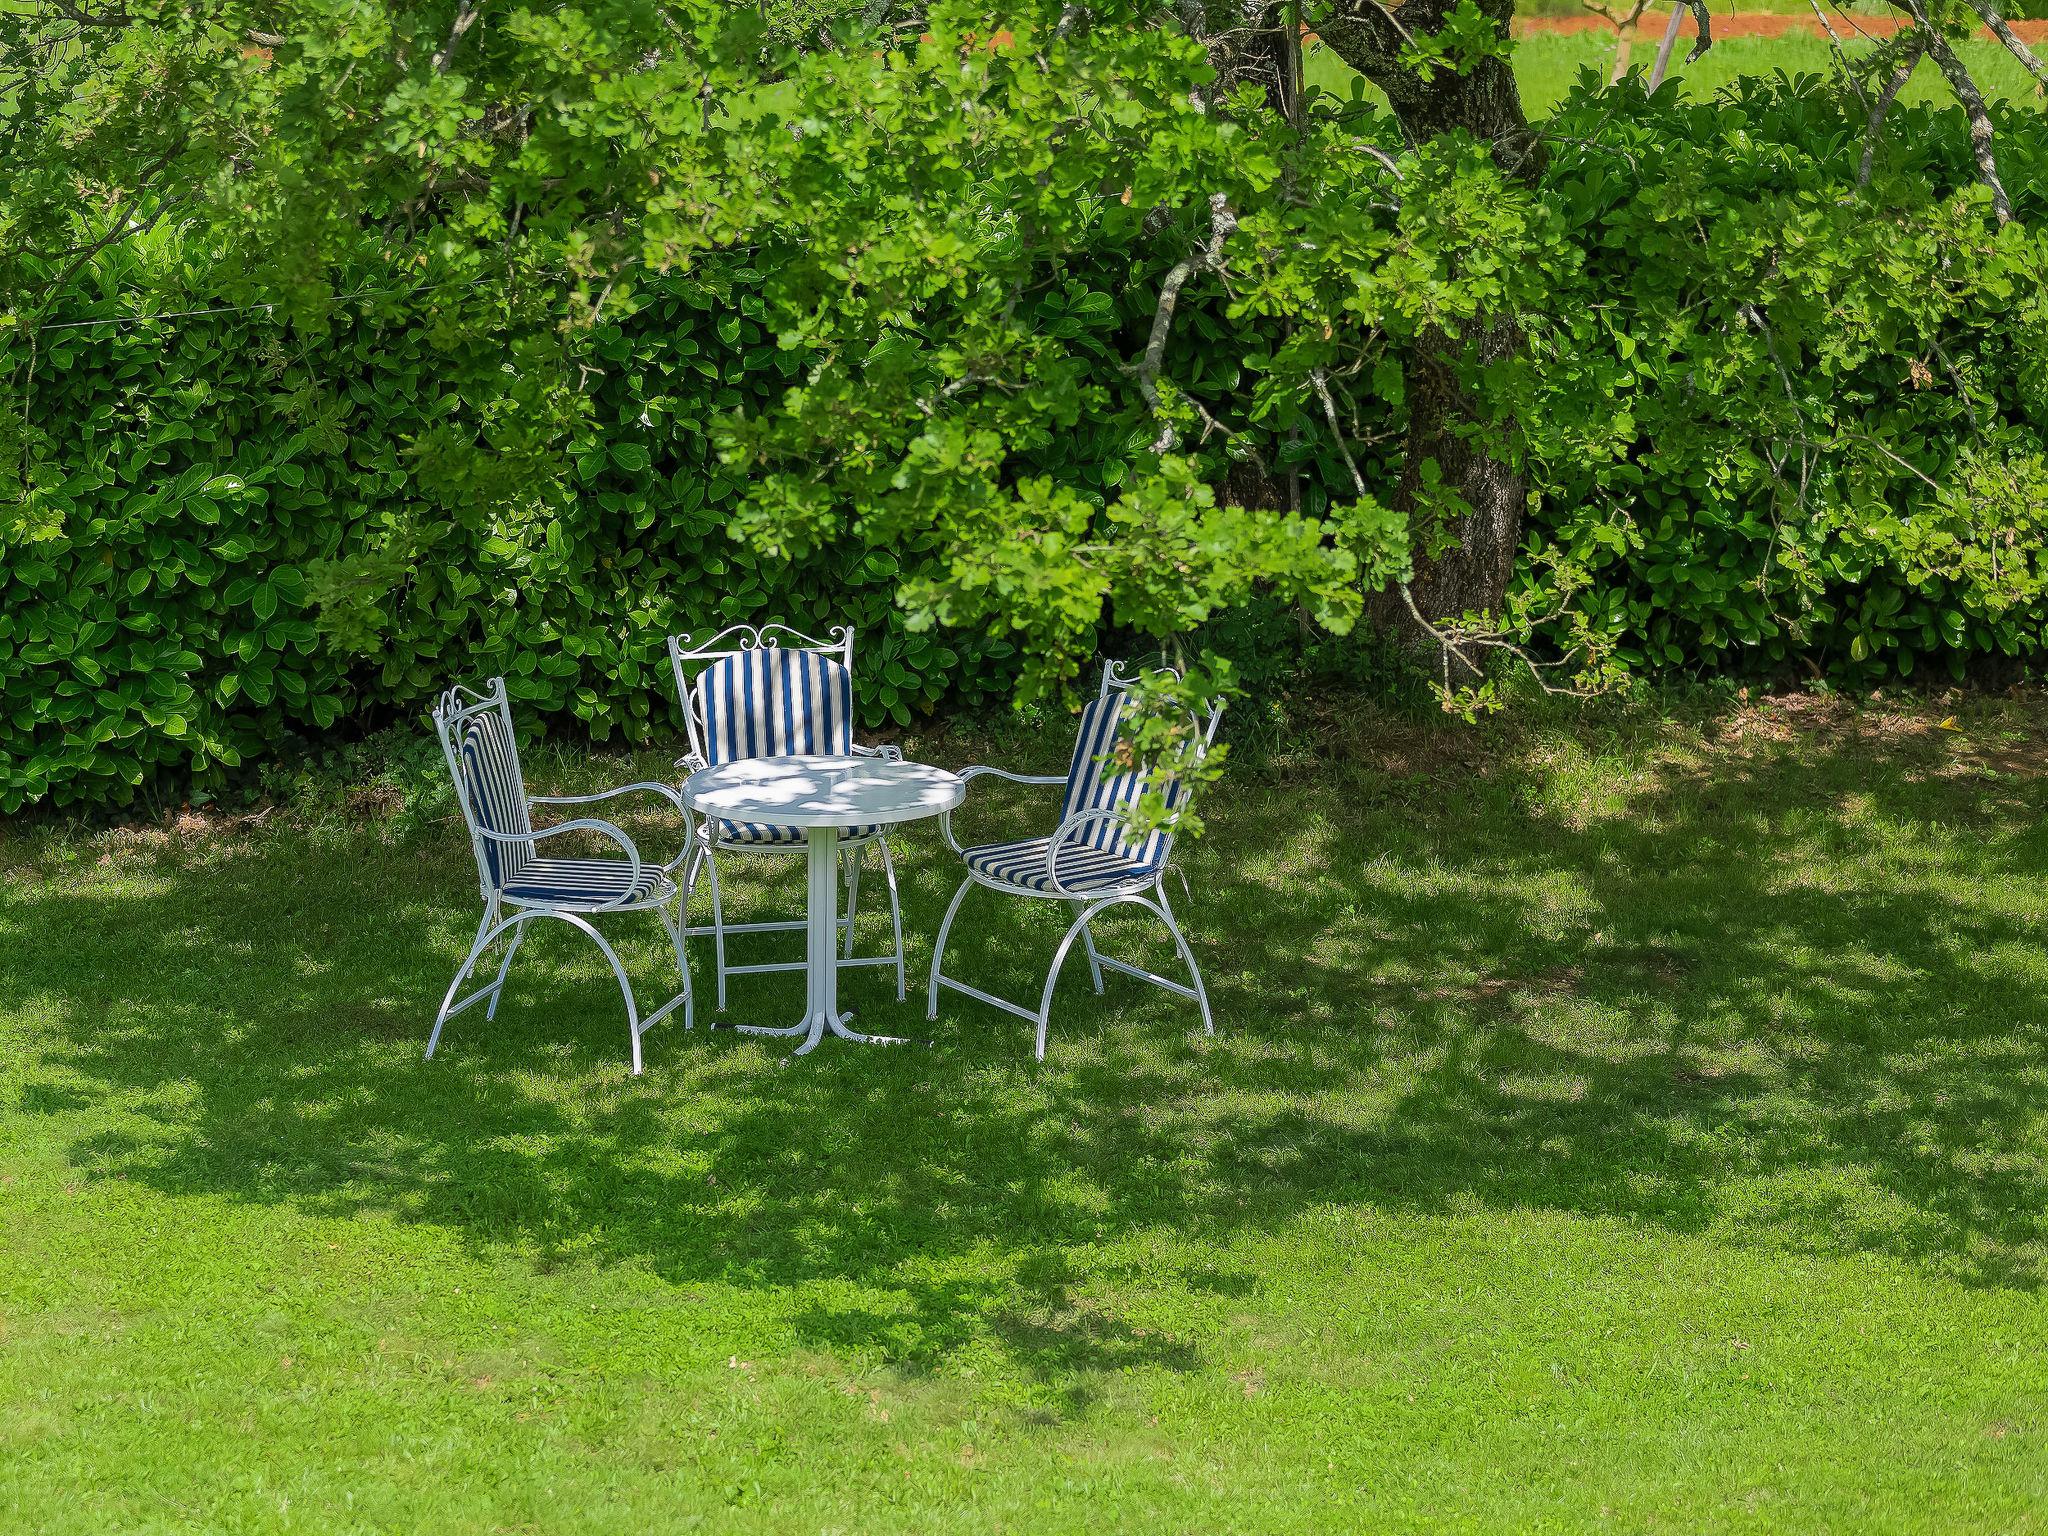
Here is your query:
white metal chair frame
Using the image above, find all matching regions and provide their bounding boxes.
[428,678,695,1075]
[926,659,1225,1059]
[666,623,907,1012]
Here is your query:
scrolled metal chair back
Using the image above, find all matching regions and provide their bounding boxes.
[666,623,858,767]
[432,678,534,893]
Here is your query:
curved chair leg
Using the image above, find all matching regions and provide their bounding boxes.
[428,904,506,1060]
[842,844,862,960]
[1071,900,1106,995]
[1036,897,1121,1061]
[926,872,977,1020]
[656,895,694,1030]
[1154,884,1214,1036]
[549,911,645,1075]
[702,845,729,1013]
[484,923,526,1021]
[878,836,907,1002]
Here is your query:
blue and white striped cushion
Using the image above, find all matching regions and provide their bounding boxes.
[964,835,1161,893]
[502,857,665,907]
[456,709,531,885]
[1056,693,1179,871]
[713,821,875,848]
[700,647,875,843]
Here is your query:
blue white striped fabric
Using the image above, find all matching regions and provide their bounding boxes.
[699,646,876,845]
[503,857,665,907]
[456,708,532,886]
[1056,692,1177,871]
[963,835,1160,893]
[960,689,1182,893]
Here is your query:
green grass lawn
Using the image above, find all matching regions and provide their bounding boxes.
[4,689,2047,1531]
[1307,32,2046,117]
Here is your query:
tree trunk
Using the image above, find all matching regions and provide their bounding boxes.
[1395,318,1525,624]
[1312,1,1538,636]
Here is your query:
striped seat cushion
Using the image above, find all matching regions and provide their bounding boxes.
[1054,690,1180,870]
[963,835,1161,894]
[502,857,667,907]
[713,820,877,847]
[700,646,875,843]
[962,684,1185,893]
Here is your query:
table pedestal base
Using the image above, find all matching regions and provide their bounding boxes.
[726,825,914,1057]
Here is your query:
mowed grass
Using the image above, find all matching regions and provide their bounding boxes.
[3,689,2048,1531]
[1307,32,2047,117]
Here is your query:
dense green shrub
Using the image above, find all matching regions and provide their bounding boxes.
[7,73,2048,813]
[1518,75,2048,680]
[0,242,1015,813]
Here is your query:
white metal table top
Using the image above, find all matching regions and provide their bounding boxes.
[681,754,965,829]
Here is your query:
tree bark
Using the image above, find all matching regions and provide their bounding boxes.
[1312,0,1538,636]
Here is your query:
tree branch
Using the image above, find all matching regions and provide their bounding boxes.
[1903,1,2013,223]
[1682,0,1713,65]
[1858,36,1924,188]
[1961,0,2048,91]
[432,0,483,74]
[1135,193,1237,454]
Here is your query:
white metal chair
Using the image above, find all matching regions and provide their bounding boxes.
[927,659,1225,1058]
[667,623,907,1011]
[428,678,694,1075]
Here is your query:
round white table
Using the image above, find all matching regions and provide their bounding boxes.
[680,754,965,1055]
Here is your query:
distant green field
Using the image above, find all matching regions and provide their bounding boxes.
[1307,32,2044,117]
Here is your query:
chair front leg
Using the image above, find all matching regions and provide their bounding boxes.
[1070,900,1105,995]
[841,843,862,960]
[1036,896,1120,1061]
[879,836,906,1002]
[1155,882,1214,1036]
[545,911,645,1075]
[701,843,729,1013]
[926,872,977,1020]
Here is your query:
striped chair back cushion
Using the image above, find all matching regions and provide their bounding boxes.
[452,707,531,885]
[699,647,854,763]
[1058,692,1180,873]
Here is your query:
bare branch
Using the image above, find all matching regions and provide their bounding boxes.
[432,0,483,74]
[1646,3,1686,88]
[1961,0,2048,91]
[1135,193,1237,454]
[1683,0,1713,65]
[1858,36,1924,188]
[1903,1,2013,223]
[1807,0,1869,108]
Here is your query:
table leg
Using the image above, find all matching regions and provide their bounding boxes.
[725,826,913,1056]
[792,825,912,1056]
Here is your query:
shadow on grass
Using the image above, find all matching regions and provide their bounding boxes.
[5,707,2048,1407]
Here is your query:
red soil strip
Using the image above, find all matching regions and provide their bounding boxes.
[1510,10,2048,41]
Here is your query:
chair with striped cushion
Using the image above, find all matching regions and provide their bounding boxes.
[428,678,694,1075]
[926,659,1225,1059]
[667,624,906,1011]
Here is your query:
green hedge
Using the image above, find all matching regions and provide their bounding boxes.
[1518,78,2048,680]
[0,251,1018,812]
[7,78,2048,813]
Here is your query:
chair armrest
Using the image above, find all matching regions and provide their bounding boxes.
[1043,808,1135,895]
[852,742,904,762]
[959,765,1066,786]
[939,764,1069,854]
[530,780,688,817]
[478,818,645,907]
